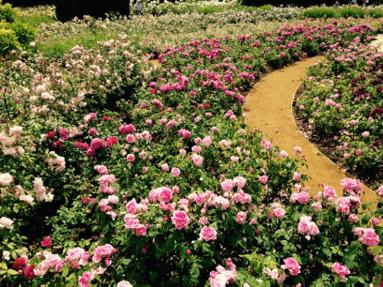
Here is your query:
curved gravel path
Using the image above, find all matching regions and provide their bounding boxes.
[244,56,377,203]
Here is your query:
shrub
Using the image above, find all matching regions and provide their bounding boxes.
[0,26,19,53]
[368,7,383,18]
[0,2,16,22]
[338,6,366,18]
[303,7,338,18]
[10,21,34,45]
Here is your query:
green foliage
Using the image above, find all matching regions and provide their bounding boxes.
[303,7,338,18]
[0,2,35,55]
[10,22,35,46]
[0,2,16,23]
[0,26,19,53]
[302,6,383,19]
[338,6,366,18]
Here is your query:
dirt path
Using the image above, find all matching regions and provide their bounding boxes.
[371,34,383,52]
[243,57,377,202]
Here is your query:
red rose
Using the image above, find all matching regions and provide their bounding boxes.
[23,265,34,279]
[40,236,53,248]
[12,257,27,271]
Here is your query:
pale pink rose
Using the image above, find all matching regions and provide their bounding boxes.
[171,167,181,177]
[0,173,13,186]
[340,178,362,195]
[124,216,140,229]
[9,126,23,137]
[348,214,359,223]
[361,131,370,138]
[269,207,286,219]
[370,217,381,227]
[279,150,288,158]
[281,257,301,276]
[293,172,301,182]
[233,191,252,204]
[360,228,380,246]
[198,216,209,225]
[213,196,230,210]
[233,176,246,188]
[298,215,320,237]
[65,247,90,268]
[258,175,268,185]
[126,199,138,214]
[161,163,170,172]
[323,186,337,200]
[235,211,247,224]
[220,179,235,192]
[92,244,115,264]
[200,226,217,241]
[117,280,133,287]
[171,210,190,230]
[94,165,108,175]
[191,154,203,167]
[192,145,202,153]
[0,217,14,229]
[311,201,322,212]
[261,139,273,149]
[290,192,310,205]
[202,136,213,147]
[336,197,351,215]
[331,262,350,279]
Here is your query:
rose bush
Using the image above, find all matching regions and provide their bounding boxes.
[295,36,383,186]
[0,18,382,286]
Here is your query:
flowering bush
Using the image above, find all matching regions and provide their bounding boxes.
[0,19,382,286]
[295,36,383,186]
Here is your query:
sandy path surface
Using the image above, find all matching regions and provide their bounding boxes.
[244,57,377,203]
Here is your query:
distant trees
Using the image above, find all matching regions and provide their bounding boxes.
[3,0,130,21]
[55,0,130,22]
[242,0,382,6]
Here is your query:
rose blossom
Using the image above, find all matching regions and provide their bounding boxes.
[117,281,133,287]
[0,217,14,229]
[235,211,247,224]
[258,175,268,185]
[281,257,301,276]
[0,173,13,186]
[171,210,190,230]
[220,179,235,192]
[200,226,217,241]
[331,262,350,279]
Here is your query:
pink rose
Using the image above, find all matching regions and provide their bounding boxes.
[127,154,136,163]
[281,257,301,276]
[191,154,203,167]
[290,192,310,205]
[258,175,269,185]
[157,187,173,203]
[220,179,235,192]
[171,210,190,230]
[331,262,350,279]
[199,226,217,241]
[235,211,247,224]
[171,167,181,177]
[233,176,246,188]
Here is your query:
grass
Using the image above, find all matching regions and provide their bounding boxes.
[37,30,119,57]
[14,7,56,28]
[303,6,383,19]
